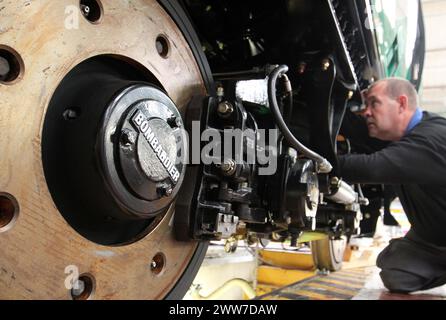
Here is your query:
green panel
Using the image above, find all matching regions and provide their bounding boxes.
[371,0,420,80]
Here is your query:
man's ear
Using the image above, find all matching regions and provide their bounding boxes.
[398,95,409,113]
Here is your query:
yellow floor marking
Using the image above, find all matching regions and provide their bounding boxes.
[304,282,358,296]
[288,289,342,300]
[315,277,364,289]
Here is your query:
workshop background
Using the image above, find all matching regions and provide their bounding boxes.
[184,0,446,300]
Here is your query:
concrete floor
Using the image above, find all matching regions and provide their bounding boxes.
[185,213,446,300]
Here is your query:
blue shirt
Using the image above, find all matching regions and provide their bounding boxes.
[405,108,423,134]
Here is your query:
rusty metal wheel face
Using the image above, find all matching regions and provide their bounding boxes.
[0,1,207,299]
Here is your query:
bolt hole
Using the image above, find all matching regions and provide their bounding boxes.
[156,35,170,59]
[63,107,81,121]
[71,274,95,300]
[150,253,166,275]
[0,46,24,84]
[79,0,103,24]
[0,193,19,233]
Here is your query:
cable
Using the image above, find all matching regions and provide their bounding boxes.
[267,64,333,173]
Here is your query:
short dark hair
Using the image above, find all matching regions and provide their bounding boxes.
[371,77,419,109]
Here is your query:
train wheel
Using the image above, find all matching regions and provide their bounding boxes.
[0,0,210,299]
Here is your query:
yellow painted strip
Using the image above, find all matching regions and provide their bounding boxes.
[315,277,364,289]
[257,266,316,287]
[289,289,341,300]
[336,269,370,276]
[305,282,358,296]
[331,272,369,280]
[259,250,315,270]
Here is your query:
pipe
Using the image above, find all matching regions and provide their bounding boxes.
[190,278,256,300]
[267,65,333,173]
[327,180,357,205]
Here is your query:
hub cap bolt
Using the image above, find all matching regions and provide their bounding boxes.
[157,183,173,197]
[167,116,182,128]
[120,129,136,146]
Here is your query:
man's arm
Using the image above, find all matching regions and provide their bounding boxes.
[338,132,446,185]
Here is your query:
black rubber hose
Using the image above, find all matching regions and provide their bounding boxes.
[267,65,333,173]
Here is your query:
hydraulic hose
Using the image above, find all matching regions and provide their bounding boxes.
[267,65,333,173]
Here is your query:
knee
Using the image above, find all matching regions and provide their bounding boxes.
[379,269,427,293]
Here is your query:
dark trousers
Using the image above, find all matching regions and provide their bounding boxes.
[377,229,446,293]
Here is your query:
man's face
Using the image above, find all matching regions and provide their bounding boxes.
[362,82,401,141]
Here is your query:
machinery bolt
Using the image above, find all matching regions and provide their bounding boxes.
[167,115,182,128]
[62,108,81,121]
[216,86,225,99]
[157,183,173,197]
[80,4,90,17]
[217,101,234,118]
[330,176,340,187]
[347,90,354,100]
[120,129,136,146]
[322,59,330,71]
[220,158,236,176]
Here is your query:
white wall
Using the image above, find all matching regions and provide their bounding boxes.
[420,0,446,115]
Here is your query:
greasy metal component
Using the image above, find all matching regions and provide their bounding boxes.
[311,236,347,272]
[217,101,234,118]
[220,158,237,176]
[300,57,352,176]
[224,237,238,253]
[216,213,239,238]
[327,180,357,205]
[0,1,206,299]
